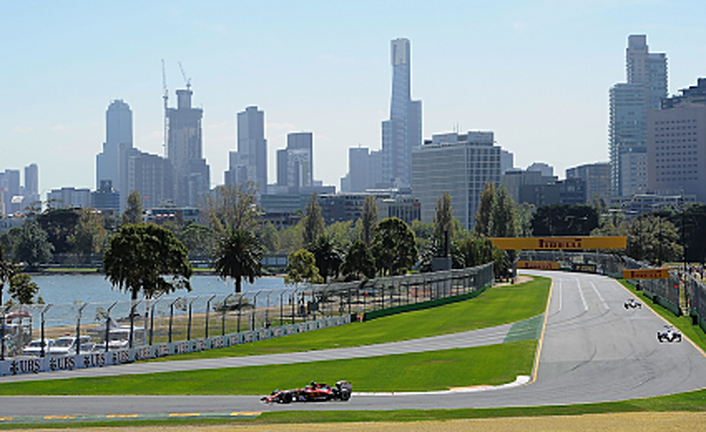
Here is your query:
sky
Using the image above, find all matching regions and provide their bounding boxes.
[2,0,706,197]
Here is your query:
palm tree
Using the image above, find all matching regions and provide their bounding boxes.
[0,247,17,306]
[213,229,264,293]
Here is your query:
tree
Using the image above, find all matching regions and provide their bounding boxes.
[279,220,305,252]
[303,193,325,246]
[371,217,418,276]
[0,246,17,306]
[681,203,706,263]
[531,204,598,236]
[36,208,80,254]
[489,185,517,277]
[122,190,144,225]
[103,224,193,301]
[341,240,376,280]
[7,273,42,305]
[169,220,213,258]
[308,234,344,282]
[70,208,109,255]
[361,195,378,246]
[326,220,357,251]
[514,203,535,237]
[474,182,495,237]
[258,221,280,253]
[433,192,455,253]
[285,249,323,287]
[454,236,502,269]
[202,182,259,234]
[15,221,53,269]
[626,215,681,265]
[410,219,435,252]
[212,229,264,293]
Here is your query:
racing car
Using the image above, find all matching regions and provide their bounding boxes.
[261,380,352,403]
[657,325,682,343]
[624,298,642,309]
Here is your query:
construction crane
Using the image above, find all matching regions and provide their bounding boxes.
[178,61,191,90]
[162,59,168,157]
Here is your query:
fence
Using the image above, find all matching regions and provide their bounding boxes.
[0,263,494,375]
[684,272,706,333]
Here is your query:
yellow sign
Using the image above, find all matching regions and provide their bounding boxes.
[622,268,670,280]
[490,236,627,250]
[517,260,560,270]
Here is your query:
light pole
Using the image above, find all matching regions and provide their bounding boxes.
[204,294,216,339]
[40,304,53,357]
[75,302,87,354]
[104,301,118,352]
[149,299,161,346]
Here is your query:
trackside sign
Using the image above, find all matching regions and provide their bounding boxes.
[517,260,559,270]
[490,236,627,251]
[622,268,670,280]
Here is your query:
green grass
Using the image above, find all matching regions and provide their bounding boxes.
[152,277,551,361]
[619,279,706,352]
[0,340,536,396]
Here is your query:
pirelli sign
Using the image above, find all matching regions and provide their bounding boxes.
[622,268,670,280]
[517,260,560,270]
[490,236,627,251]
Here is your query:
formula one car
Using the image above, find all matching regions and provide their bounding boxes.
[261,380,352,403]
[624,298,642,309]
[657,325,682,343]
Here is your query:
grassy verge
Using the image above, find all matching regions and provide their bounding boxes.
[619,279,706,352]
[0,340,535,396]
[152,277,550,361]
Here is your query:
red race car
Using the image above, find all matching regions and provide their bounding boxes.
[261,380,352,403]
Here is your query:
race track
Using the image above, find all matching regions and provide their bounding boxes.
[2,271,706,416]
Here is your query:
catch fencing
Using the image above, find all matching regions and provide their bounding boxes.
[0,263,494,376]
[684,272,706,333]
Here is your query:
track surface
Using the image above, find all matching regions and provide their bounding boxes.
[2,271,706,416]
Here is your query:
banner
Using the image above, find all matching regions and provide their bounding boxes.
[517,260,560,270]
[623,268,670,280]
[491,236,627,250]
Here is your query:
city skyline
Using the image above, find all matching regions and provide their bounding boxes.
[3,2,706,197]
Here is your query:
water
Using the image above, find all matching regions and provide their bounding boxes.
[31,274,287,306]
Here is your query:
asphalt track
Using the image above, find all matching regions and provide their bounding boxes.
[2,271,706,417]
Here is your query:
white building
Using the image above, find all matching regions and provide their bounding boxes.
[412,132,501,230]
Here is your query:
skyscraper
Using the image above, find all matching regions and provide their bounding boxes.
[96,100,133,210]
[237,106,267,192]
[167,88,209,207]
[609,35,667,196]
[382,38,422,188]
[277,132,313,193]
[23,163,39,206]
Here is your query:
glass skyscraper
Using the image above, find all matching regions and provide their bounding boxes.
[382,38,422,188]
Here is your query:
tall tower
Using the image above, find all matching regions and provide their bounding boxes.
[609,35,667,196]
[382,38,422,188]
[96,100,133,210]
[277,132,313,193]
[23,163,39,206]
[167,88,209,207]
[237,106,268,192]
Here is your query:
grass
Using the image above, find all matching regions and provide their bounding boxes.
[151,277,551,361]
[0,340,536,396]
[619,279,706,352]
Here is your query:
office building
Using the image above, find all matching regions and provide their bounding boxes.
[0,170,20,215]
[96,100,133,211]
[647,80,706,202]
[382,38,422,188]
[609,35,667,196]
[501,150,514,174]
[566,162,611,204]
[91,180,120,214]
[519,178,587,207]
[23,163,39,207]
[412,132,500,230]
[502,169,556,205]
[277,132,313,193]
[343,147,383,192]
[167,88,210,207]
[236,106,267,192]
[47,187,92,209]
[127,149,174,210]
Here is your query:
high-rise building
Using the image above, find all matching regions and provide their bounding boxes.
[382,38,422,188]
[647,78,706,203]
[500,150,514,174]
[609,35,667,196]
[236,106,267,192]
[167,88,210,207]
[92,180,120,214]
[24,163,39,205]
[566,162,611,204]
[127,149,174,210]
[0,170,20,215]
[47,187,92,209]
[96,100,133,211]
[412,132,500,230]
[345,147,383,193]
[277,132,313,193]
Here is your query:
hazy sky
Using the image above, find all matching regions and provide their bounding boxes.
[2,1,706,197]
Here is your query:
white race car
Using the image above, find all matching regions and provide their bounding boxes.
[657,325,682,343]
[624,298,642,309]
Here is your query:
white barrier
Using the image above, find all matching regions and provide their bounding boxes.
[0,315,351,377]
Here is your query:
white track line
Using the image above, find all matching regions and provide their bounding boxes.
[557,280,563,313]
[577,280,588,312]
[589,281,610,310]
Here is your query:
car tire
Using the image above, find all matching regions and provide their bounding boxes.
[340,391,351,401]
[282,393,292,404]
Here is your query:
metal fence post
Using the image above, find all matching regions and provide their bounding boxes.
[149,299,161,346]
[251,291,261,331]
[205,294,216,339]
[40,304,53,357]
[105,301,118,352]
[168,298,180,344]
[76,302,87,354]
[223,293,234,336]
[187,297,197,341]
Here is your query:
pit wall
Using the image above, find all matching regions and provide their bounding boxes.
[0,315,349,377]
